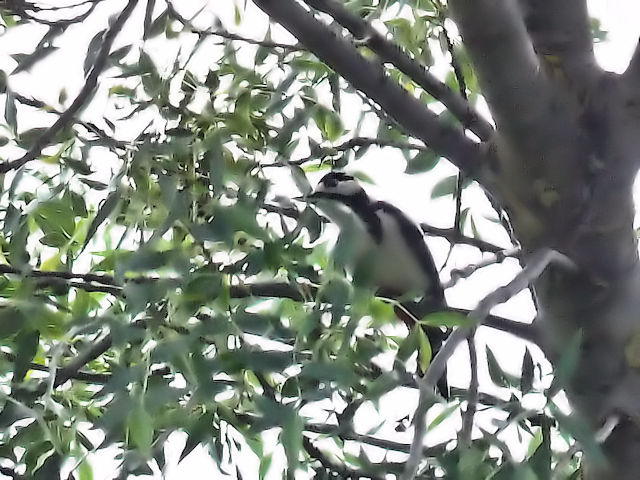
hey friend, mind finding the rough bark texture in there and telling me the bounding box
[253,0,640,476]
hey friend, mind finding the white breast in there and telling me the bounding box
[335,210,431,295]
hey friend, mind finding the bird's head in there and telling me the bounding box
[305,171,371,229]
[307,172,368,203]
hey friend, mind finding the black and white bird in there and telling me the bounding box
[307,171,444,302]
[306,171,448,395]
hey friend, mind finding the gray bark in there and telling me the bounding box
[254,0,640,476]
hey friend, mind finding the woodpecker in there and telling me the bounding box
[306,171,448,395]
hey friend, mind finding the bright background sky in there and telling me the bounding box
[1,1,639,478]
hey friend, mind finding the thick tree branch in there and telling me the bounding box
[623,40,640,89]
[448,0,556,144]
[302,0,493,142]
[519,0,600,91]
[251,0,484,176]
[0,0,137,173]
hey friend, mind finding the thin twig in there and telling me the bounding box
[401,248,562,480]
[166,1,301,51]
[264,137,432,167]
[8,0,101,26]
[0,0,138,173]
[443,247,522,288]
[11,92,127,150]
[460,330,478,446]
[420,224,510,254]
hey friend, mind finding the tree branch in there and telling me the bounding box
[419,224,511,254]
[7,0,101,27]
[301,0,493,141]
[0,0,138,173]
[0,261,538,341]
[623,40,640,89]
[448,0,556,144]
[519,0,600,91]
[460,331,478,447]
[165,1,301,51]
[251,0,484,176]
[263,137,433,167]
[401,248,560,480]
[444,247,522,288]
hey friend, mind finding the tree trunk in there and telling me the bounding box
[253,0,640,475]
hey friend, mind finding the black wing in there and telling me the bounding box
[373,201,444,302]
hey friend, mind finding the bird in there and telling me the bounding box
[306,171,449,396]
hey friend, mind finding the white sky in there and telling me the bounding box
[1,1,640,479]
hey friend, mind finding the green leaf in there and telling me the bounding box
[520,347,535,394]
[82,190,121,250]
[549,329,582,393]
[12,45,59,74]
[312,106,343,141]
[77,457,94,480]
[405,150,439,174]
[259,453,273,480]
[485,345,514,388]
[5,89,17,133]
[34,199,76,242]
[84,28,106,76]
[427,402,458,430]
[430,175,458,199]
[416,325,432,372]
[128,401,154,455]
[13,329,39,384]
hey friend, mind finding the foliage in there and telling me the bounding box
[0,1,595,478]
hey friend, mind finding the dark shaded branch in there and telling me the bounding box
[460,331,478,446]
[623,40,640,88]
[519,0,600,90]
[265,137,433,167]
[419,224,510,253]
[0,0,138,173]
[0,350,113,384]
[7,0,101,26]
[13,92,127,150]
[445,247,522,287]
[448,0,554,142]
[166,1,301,51]
[53,335,113,387]
[0,465,21,480]
[251,0,483,176]
[302,0,493,142]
